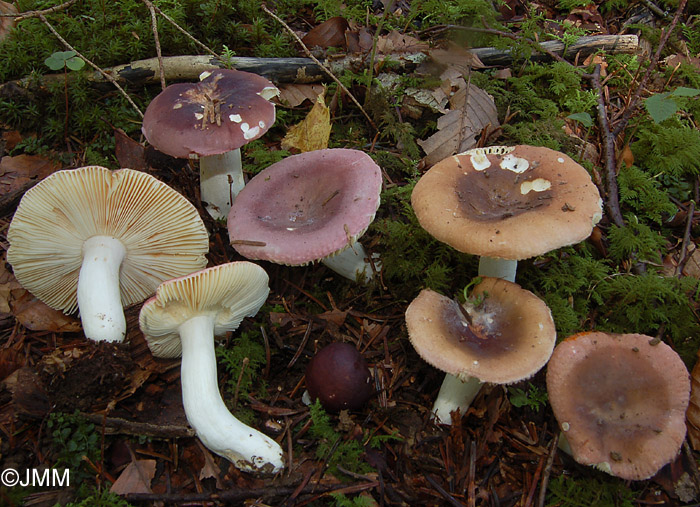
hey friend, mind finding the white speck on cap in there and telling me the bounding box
[500,154,529,173]
[520,178,552,194]
[199,70,212,81]
[470,152,491,171]
[229,114,242,123]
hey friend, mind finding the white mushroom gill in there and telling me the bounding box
[77,235,128,342]
[178,314,284,473]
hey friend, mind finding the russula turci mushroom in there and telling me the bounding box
[139,262,284,473]
[7,166,208,343]
[411,145,603,282]
[405,277,556,425]
[546,331,690,480]
[227,148,383,283]
[305,342,373,412]
[142,69,279,219]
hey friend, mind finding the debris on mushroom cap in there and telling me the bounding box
[411,145,603,260]
[141,69,279,158]
[227,148,382,265]
[139,262,270,358]
[6,166,209,314]
[305,342,374,412]
[405,277,556,384]
[546,331,690,480]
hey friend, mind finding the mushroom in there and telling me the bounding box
[411,145,603,282]
[405,277,556,424]
[6,166,209,343]
[227,148,383,283]
[305,342,374,412]
[546,331,690,480]
[139,261,284,473]
[142,69,279,219]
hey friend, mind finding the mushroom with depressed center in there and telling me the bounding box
[546,331,690,480]
[6,166,209,343]
[227,148,383,283]
[405,277,556,425]
[411,145,603,282]
[142,69,279,219]
[139,261,284,473]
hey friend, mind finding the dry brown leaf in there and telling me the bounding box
[11,291,82,332]
[428,43,485,72]
[114,128,148,171]
[277,83,326,108]
[682,245,700,279]
[281,89,331,152]
[0,154,60,196]
[688,348,700,450]
[302,16,349,49]
[417,84,499,167]
[110,458,156,495]
[0,1,18,42]
[197,441,223,488]
[375,30,429,55]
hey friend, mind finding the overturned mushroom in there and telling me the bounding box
[406,277,556,424]
[411,145,603,281]
[142,69,279,219]
[547,331,690,480]
[7,166,208,342]
[139,262,284,473]
[227,148,382,282]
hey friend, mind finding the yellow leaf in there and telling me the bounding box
[281,90,331,152]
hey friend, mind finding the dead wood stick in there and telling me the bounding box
[81,413,195,439]
[0,35,638,95]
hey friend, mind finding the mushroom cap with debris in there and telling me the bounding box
[141,69,279,158]
[6,166,209,314]
[405,277,556,384]
[227,148,382,266]
[546,331,690,480]
[411,145,603,260]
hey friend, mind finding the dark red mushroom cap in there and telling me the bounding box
[305,342,373,412]
[141,69,278,158]
[227,148,382,265]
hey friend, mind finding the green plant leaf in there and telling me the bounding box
[644,92,676,123]
[670,86,700,97]
[44,50,84,71]
[566,112,593,128]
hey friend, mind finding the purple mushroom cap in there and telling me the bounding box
[227,148,382,265]
[141,69,278,158]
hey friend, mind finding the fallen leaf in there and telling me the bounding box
[114,128,149,171]
[281,89,331,152]
[110,459,156,494]
[375,30,429,55]
[277,83,326,108]
[197,441,223,489]
[682,245,700,279]
[0,154,60,197]
[417,84,499,167]
[302,16,349,49]
[0,1,18,42]
[428,43,485,72]
[11,291,82,332]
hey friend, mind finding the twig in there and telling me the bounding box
[537,432,560,507]
[585,64,625,228]
[676,178,699,277]
[0,0,79,22]
[425,475,465,507]
[145,1,218,57]
[231,357,249,410]
[37,14,144,118]
[260,3,377,130]
[612,0,688,138]
[142,0,166,90]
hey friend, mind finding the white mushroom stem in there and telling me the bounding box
[179,314,284,473]
[199,148,244,220]
[77,235,127,343]
[321,240,380,283]
[478,256,517,282]
[432,374,483,425]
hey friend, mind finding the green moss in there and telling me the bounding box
[546,475,637,506]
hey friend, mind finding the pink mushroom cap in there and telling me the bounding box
[227,148,382,265]
[141,69,278,158]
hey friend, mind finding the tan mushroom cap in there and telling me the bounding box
[7,166,209,313]
[405,277,556,384]
[411,145,603,260]
[546,332,690,480]
[139,262,270,358]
